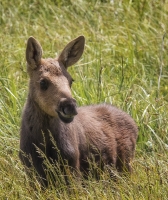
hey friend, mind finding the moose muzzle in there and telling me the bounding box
[57,98,78,123]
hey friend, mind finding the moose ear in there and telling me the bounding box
[58,36,85,68]
[26,36,42,69]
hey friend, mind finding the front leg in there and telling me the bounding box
[19,140,48,187]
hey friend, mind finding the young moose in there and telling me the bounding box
[19,36,138,186]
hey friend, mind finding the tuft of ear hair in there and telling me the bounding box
[58,36,85,68]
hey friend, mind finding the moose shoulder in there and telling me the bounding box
[19,36,138,187]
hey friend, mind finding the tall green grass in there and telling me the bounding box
[0,0,168,199]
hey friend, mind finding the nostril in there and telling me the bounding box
[57,98,78,123]
[62,106,70,115]
[62,105,77,116]
[62,107,67,115]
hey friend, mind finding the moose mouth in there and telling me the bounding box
[57,109,75,123]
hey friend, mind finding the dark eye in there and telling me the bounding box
[40,79,49,91]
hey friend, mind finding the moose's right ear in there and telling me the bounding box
[26,36,42,69]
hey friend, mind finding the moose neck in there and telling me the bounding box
[26,94,56,132]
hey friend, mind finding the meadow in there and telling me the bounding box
[0,0,168,199]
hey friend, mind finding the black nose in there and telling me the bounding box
[57,98,78,123]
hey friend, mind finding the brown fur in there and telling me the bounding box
[19,36,138,186]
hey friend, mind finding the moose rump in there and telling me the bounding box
[19,35,138,187]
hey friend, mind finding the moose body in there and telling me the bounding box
[19,36,138,186]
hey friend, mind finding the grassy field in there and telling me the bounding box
[0,0,168,199]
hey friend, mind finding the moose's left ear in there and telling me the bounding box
[58,36,85,68]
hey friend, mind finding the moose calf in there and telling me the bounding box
[19,36,138,187]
